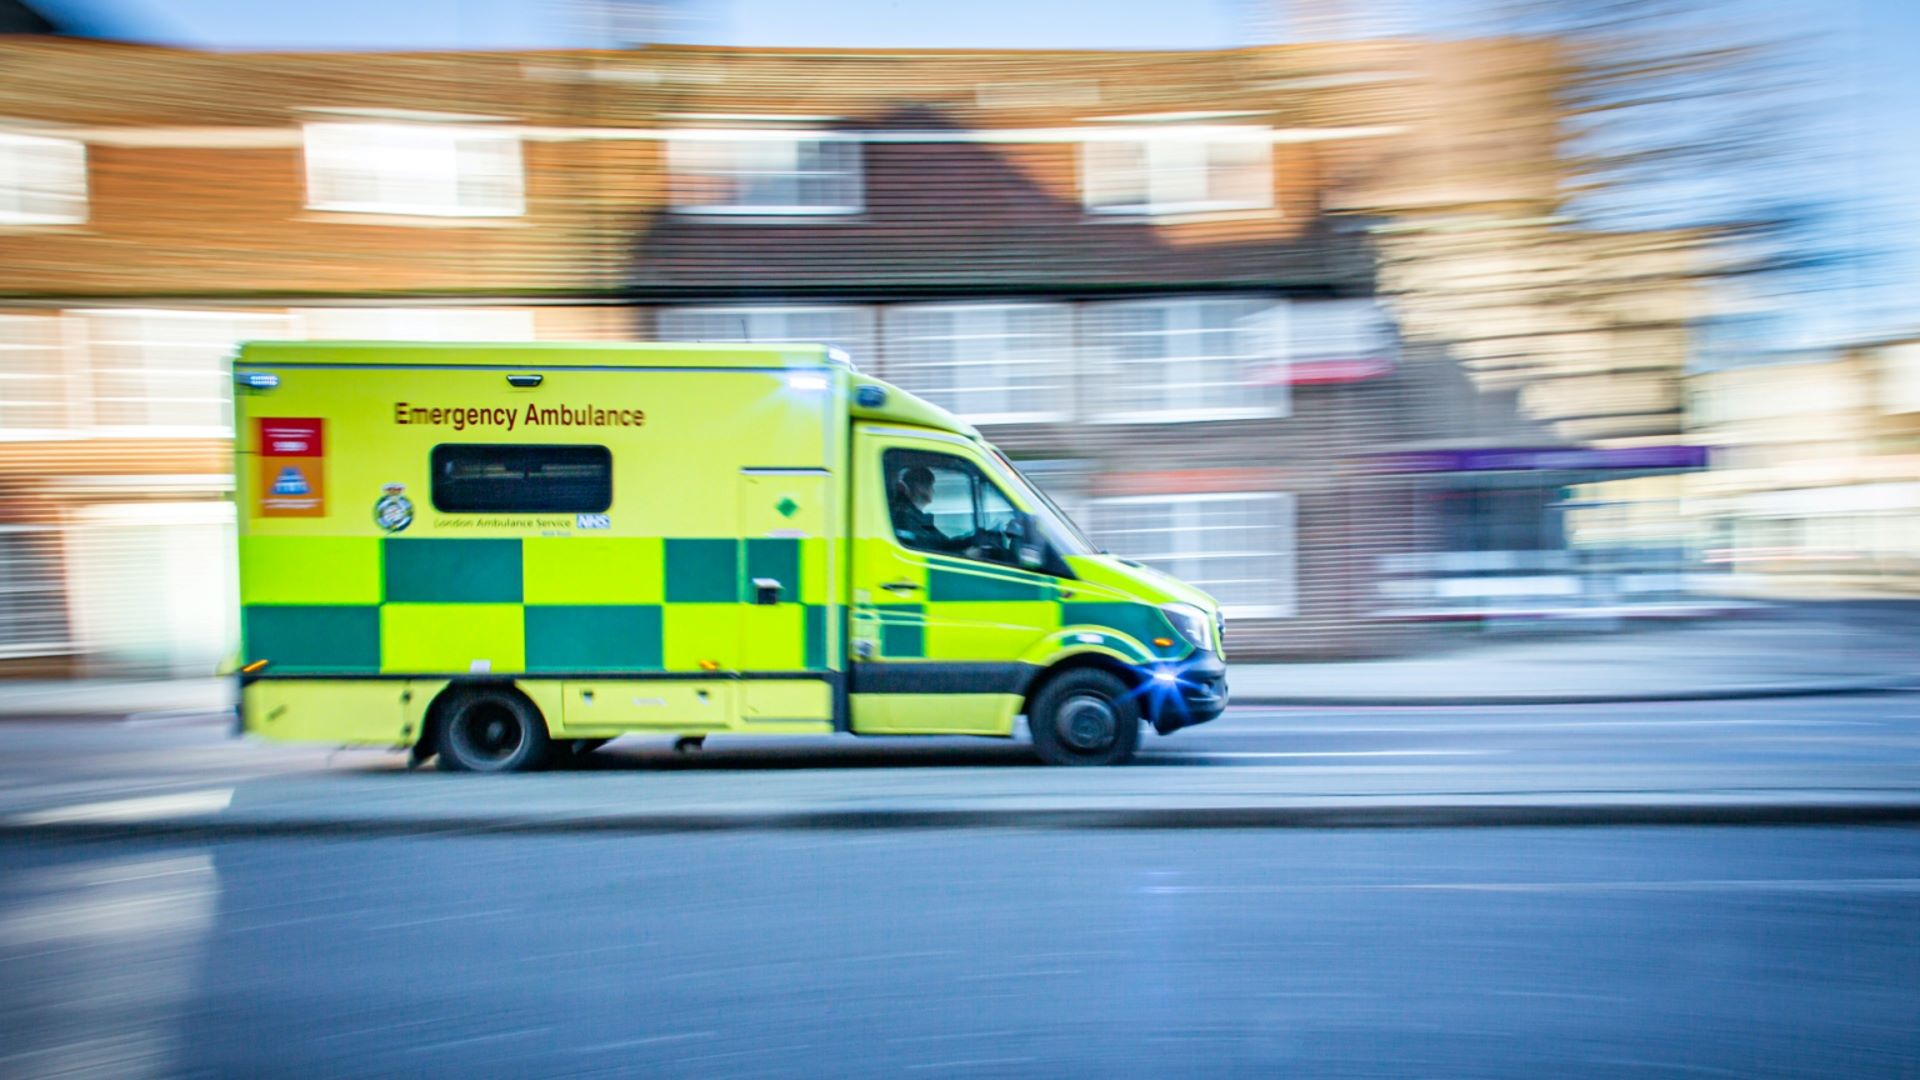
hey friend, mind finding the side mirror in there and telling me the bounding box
[1016,513,1046,570]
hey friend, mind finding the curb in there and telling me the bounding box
[1230,675,1920,708]
[9,801,1920,839]
[4,677,1915,722]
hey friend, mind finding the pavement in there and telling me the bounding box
[5,827,1918,1078]
[4,607,1914,721]
[3,694,1919,836]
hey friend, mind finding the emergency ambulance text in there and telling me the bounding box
[394,403,647,431]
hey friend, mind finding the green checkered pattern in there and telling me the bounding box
[241,536,833,675]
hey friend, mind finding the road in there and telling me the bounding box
[3,826,1919,1078]
[2,696,1919,1076]
[2,693,1919,827]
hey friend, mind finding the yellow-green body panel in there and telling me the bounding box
[243,678,447,746]
[854,694,1023,736]
[232,341,1222,748]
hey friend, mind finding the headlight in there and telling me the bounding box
[1161,603,1212,652]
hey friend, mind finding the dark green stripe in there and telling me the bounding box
[665,538,739,602]
[383,538,522,603]
[1060,602,1182,657]
[927,565,1055,602]
[804,604,828,670]
[747,538,801,601]
[876,602,924,659]
[524,605,663,671]
[244,605,380,672]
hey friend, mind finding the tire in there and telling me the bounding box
[435,687,551,773]
[1028,668,1141,766]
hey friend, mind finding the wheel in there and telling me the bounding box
[435,687,551,773]
[1028,669,1141,766]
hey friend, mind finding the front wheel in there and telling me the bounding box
[1028,669,1140,766]
[435,687,551,773]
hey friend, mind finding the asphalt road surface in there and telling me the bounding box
[2,693,1920,821]
[1,695,1919,1076]
[3,826,1918,1078]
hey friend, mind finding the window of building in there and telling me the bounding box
[1081,297,1289,422]
[82,310,292,435]
[304,122,524,218]
[1082,130,1271,216]
[0,315,75,437]
[667,135,862,215]
[0,132,86,225]
[430,444,612,513]
[1290,299,1394,361]
[883,448,1026,568]
[1087,492,1296,617]
[0,526,73,661]
[881,304,1073,424]
[292,307,537,341]
[655,306,875,366]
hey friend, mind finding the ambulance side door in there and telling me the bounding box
[849,428,1061,735]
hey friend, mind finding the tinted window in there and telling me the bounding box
[430,444,611,513]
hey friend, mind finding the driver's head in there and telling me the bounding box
[898,466,935,510]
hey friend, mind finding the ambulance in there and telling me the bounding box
[232,341,1227,770]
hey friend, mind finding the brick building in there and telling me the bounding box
[0,37,1697,671]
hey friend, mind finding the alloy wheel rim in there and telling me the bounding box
[1056,693,1118,752]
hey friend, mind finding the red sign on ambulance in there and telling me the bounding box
[258,418,326,517]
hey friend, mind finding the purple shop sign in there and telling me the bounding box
[1375,446,1711,474]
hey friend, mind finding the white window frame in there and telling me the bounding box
[1083,297,1290,424]
[0,314,84,439]
[1081,127,1272,217]
[881,303,1074,425]
[666,131,863,216]
[0,131,87,225]
[81,309,292,438]
[654,305,876,365]
[303,121,524,218]
[1087,491,1297,619]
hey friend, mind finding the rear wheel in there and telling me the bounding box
[435,688,551,773]
[1028,669,1140,766]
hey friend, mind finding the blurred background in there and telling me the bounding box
[0,0,1914,679]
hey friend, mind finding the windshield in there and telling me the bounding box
[984,447,1098,557]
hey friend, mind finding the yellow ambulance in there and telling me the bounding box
[232,341,1227,770]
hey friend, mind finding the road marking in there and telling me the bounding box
[11,788,232,825]
[1142,878,1920,895]
[1207,719,1886,734]
[572,1031,717,1052]
[122,709,231,728]
[1146,749,1493,760]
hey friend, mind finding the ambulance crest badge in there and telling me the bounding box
[374,483,413,534]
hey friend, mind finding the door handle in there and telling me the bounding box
[881,580,922,594]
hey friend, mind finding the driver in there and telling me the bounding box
[890,465,965,552]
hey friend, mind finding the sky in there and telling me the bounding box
[27,0,1920,343]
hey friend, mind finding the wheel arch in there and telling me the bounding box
[411,678,550,763]
[1019,650,1144,721]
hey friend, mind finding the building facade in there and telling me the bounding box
[0,37,1706,672]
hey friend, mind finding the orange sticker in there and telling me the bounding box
[258,418,325,518]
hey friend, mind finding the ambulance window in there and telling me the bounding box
[883,447,1024,567]
[430,444,612,513]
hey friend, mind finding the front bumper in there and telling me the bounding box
[1138,651,1229,735]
